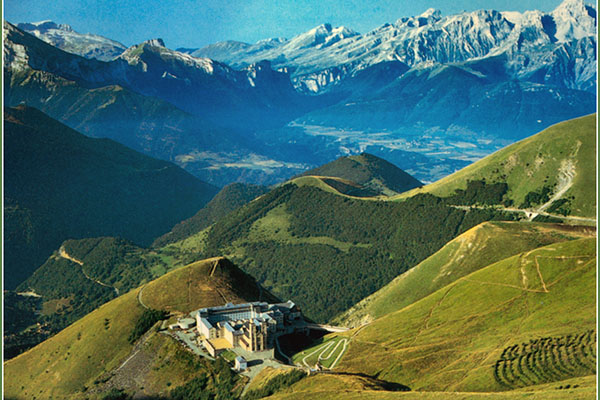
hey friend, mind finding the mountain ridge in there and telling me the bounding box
[191,0,596,93]
[4,105,218,288]
[16,20,127,61]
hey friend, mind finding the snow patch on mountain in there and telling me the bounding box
[551,0,597,41]
[16,20,126,61]
[191,0,596,93]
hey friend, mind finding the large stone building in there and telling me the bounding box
[196,301,301,356]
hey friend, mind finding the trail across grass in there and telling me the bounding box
[293,336,349,369]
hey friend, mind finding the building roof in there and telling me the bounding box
[200,317,213,330]
[235,356,246,362]
[223,321,236,333]
[208,338,233,350]
[199,301,268,314]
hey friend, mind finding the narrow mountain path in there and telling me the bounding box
[533,256,549,293]
[137,286,150,309]
[302,339,348,369]
[58,245,120,296]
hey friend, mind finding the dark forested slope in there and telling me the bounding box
[4,105,218,288]
[153,182,270,247]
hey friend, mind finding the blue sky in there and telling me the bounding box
[5,0,565,49]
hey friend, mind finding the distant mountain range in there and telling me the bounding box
[190,0,596,94]
[5,0,596,186]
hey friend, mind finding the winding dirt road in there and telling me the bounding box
[58,246,120,296]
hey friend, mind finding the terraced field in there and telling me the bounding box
[494,330,596,388]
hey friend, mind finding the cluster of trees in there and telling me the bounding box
[320,177,379,197]
[546,197,574,216]
[12,236,171,355]
[18,255,116,332]
[4,291,41,335]
[128,308,169,344]
[520,185,553,208]
[204,185,296,255]
[100,354,244,399]
[494,330,597,388]
[443,180,509,206]
[153,183,269,247]
[169,356,239,400]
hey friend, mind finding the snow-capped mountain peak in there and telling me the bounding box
[143,38,166,48]
[286,23,359,50]
[16,20,126,61]
[18,20,73,32]
[551,0,597,41]
[420,8,442,20]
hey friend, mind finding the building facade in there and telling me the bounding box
[195,301,301,356]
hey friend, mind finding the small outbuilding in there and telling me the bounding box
[234,356,247,371]
[178,318,196,330]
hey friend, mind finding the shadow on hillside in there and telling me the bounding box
[328,371,411,392]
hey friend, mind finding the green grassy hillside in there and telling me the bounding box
[3,257,270,399]
[170,115,596,325]
[267,374,596,399]
[395,115,596,218]
[334,222,596,327]
[335,238,596,392]
[297,153,423,196]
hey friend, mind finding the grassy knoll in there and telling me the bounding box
[140,257,274,314]
[334,222,596,327]
[394,114,596,217]
[336,238,596,393]
[3,257,267,399]
[297,153,422,196]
